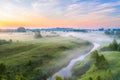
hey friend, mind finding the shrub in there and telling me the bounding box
[27,60,32,66]
[55,75,63,80]
[90,50,99,60]
[96,76,101,80]
[89,77,93,80]
[0,39,11,45]
[15,74,26,80]
[0,63,6,75]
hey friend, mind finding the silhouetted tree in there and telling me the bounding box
[17,27,26,32]
[34,30,42,38]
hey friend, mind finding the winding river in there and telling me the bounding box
[47,42,100,80]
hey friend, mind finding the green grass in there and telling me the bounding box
[73,51,120,80]
[0,37,93,80]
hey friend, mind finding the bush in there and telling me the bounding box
[0,63,6,75]
[90,50,99,60]
[95,76,101,80]
[89,77,93,80]
[0,39,12,45]
[15,74,26,80]
[9,39,12,43]
[55,75,63,80]
[27,60,32,66]
[100,46,111,51]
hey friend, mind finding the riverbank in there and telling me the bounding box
[48,42,99,80]
[72,51,120,80]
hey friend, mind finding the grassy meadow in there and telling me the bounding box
[0,32,93,80]
[1,32,119,80]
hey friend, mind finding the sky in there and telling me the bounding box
[0,0,120,28]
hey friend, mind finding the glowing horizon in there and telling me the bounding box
[0,0,120,28]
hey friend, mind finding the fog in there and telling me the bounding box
[61,32,114,45]
[0,32,114,44]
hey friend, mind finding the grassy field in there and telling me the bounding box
[0,36,93,80]
[72,51,120,80]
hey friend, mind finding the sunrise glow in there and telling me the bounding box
[0,0,120,28]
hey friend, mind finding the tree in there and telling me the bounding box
[34,30,42,38]
[115,31,120,38]
[91,51,108,69]
[109,39,118,51]
[91,50,99,60]
[104,30,111,35]
[117,43,120,51]
[55,75,63,80]
[17,27,26,32]
[104,29,115,35]
[9,39,12,43]
[113,39,118,50]
[98,55,108,69]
